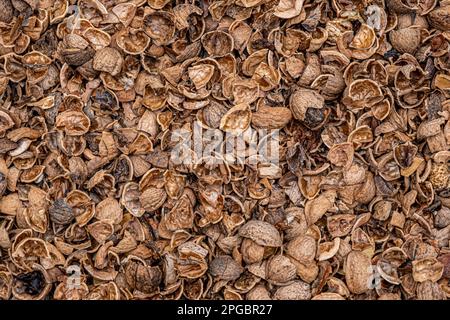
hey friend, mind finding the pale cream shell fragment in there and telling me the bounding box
[83,28,111,50]
[121,182,145,217]
[112,3,136,27]
[188,64,215,90]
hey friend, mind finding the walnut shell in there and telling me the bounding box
[143,12,175,46]
[267,255,297,285]
[272,281,311,300]
[412,258,444,282]
[389,27,421,54]
[344,251,372,294]
[201,31,234,58]
[429,163,449,189]
[139,187,167,212]
[95,197,123,225]
[241,238,265,264]
[0,0,14,23]
[274,0,304,19]
[55,111,91,136]
[209,255,243,281]
[49,198,74,225]
[286,235,316,263]
[247,285,271,300]
[290,88,324,121]
[83,28,111,50]
[251,106,292,129]
[305,190,336,225]
[93,47,123,76]
[428,5,450,30]
[116,29,150,55]
[219,104,252,135]
[238,220,282,247]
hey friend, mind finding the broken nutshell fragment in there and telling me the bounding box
[0,0,448,302]
[344,251,372,295]
[125,257,162,294]
[252,105,292,130]
[209,255,243,281]
[274,0,304,19]
[93,47,123,76]
[238,220,282,247]
[219,104,252,135]
[49,198,74,225]
[12,268,51,300]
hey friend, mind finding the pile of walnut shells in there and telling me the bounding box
[0,0,449,300]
